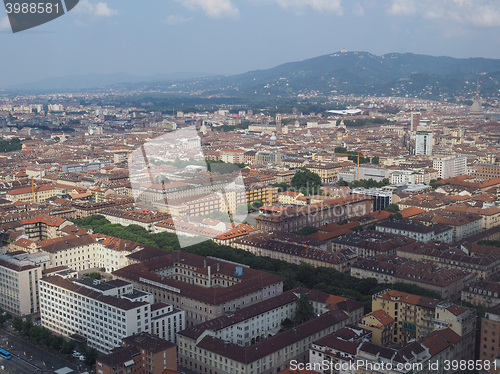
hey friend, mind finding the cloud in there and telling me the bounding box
[93,3,118,17]
[386,0,500,27]
[0,17,10,30]
[352,2,365,16]
[175,0,239,18]
[74,0,118,17]
[274,0,343,15]
[163,14,193,25]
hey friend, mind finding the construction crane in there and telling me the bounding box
[334,152,373,181]
[334,152,361,180]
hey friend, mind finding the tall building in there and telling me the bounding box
[480,303,500,373]
[410,111,421,132]
[432,155,467,179]
[275,113,282,133]
[415,131,433,156]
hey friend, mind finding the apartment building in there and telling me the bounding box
[308,326,372,373]
[433,155,467,179]
[471,163,500,181]
[220,149,245,164]
[461,280,500,308]
[39,276,184,353]
[6,184,58,203]
[20,214,74,240]
[331,231,415,258]
[0,253,41,316]
[444,204,500,231]
[113,251,284,326]
[376,219,454,243]
[178,308,351,374]
[371,290,476,360]
[233,234,357,273]
[96,333,178,374]
[351,256,471,300]
[255,195,373,233]
[359,309,394,346]
[479,304,500,372]
[396,242,500,280]
[414,210,482,242]
[40,234,99,270]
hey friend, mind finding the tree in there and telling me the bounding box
[384,204,400,213]
[293,293,315,325]
[389,212,403,221]
[12,317,23,332]
[295,226,318,236]
[0,309,12,327]
[61,340,76,355]
[84,272,102,280]
[291,169,322,195]
[84,347,98,366]
[252,200,264,208]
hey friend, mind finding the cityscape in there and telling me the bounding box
[2,1,500,374]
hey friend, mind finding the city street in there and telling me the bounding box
[0,328,82,374]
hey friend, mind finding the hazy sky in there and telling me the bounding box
[1,0,500,87]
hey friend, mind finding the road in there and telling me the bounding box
[0,328,83,374]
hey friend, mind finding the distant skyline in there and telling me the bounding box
[1,0,500,88]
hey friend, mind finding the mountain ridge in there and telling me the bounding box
[7,51,500,99]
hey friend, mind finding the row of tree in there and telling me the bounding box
[72,215,441,311]
[0,138,22,153]
[11,317,98,366]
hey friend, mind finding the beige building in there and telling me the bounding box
[6,184,58,202]
[371,289,476,361]
[360,309,394,346]
[0,253,41,316]
[113,251,284,327]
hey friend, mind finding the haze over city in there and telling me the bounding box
[1,1,500,374]
[1,0,500,87]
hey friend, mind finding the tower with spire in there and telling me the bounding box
[470,78,484,119]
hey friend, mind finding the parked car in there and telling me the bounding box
[79,355,85,361]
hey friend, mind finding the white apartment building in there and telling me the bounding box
[39,276,184,353]
[376,220,454,243]
[41,234,147,273]
[0,253,41,316]
[415,131,433,156]
[433,155,468,179]
[151,302,185,343]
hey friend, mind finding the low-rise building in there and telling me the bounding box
[413,210,482,242]
[351,256,471,300]
[376,219,453,243]
[461,280,500,308]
